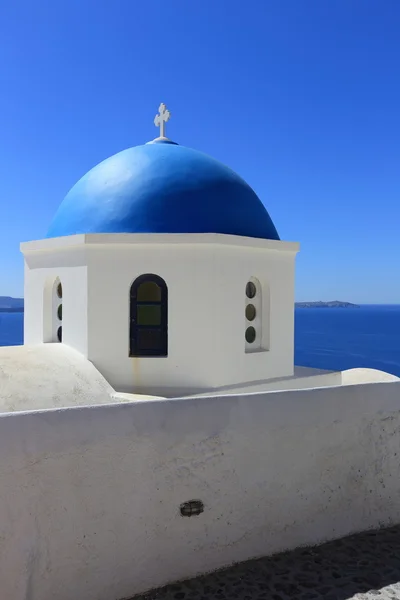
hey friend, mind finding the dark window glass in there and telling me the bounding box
[57,326,62,342]
[245,326,256,344]
[57,282,63,299]
[245,304,256,321]
[130,274,167,357]
[57,304,62,321]
[137,329,163,351]
[137,281,161,302]
[246,281,256,299]
[137,305,161,326]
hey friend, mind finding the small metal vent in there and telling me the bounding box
[180,500,204,517]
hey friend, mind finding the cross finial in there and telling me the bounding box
[154,103,171,138]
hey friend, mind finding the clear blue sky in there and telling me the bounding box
[0,0,399,302]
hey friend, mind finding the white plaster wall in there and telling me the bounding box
[86,240,215,394]
[21,234,298,396]
[23,245,89,354]
[212,244,297,387]
[84,235,298,395]
[1,381,400,600]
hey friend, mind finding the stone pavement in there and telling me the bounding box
[134,525,400,600]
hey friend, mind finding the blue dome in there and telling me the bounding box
[46,140,279,241]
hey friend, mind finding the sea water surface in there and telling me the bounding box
[1,306,400,377]
[294,305,400,377]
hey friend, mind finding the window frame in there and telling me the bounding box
[129,274,168,357]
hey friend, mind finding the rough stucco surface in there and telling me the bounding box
[0,343,116,412]
[0,381,400,600]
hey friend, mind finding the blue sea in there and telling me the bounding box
[1,306,400,377]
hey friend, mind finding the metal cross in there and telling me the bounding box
[154,103,171,138]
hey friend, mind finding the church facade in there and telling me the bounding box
[21,103,299,397]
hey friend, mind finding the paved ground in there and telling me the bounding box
[135,525,400,600]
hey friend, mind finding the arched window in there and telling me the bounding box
[129,274,168,357]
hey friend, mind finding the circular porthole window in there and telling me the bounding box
[245,281,256,299]
[245,326,256,344]
[57,304,62,320]
[57,326,62,343]
[57,282,63,299]
[245,304,256,321]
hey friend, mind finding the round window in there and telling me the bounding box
[245,304,256,321]
[57,326,62,343]
[57,304,62,321]
[57,282,63,299]
[245,281,256,299]
[245,326,256,344]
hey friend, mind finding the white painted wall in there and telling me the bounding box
[0,381,400,600]
[23,243,89,354]
[21,234,299,396]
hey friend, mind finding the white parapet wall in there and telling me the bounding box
[1,380,400,600]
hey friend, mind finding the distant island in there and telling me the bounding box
[0,297,361,312]
[0,296,24,312]
[295,301,360,308]
[0,296,360,313]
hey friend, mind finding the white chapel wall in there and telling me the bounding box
[22,234,298,395]
[23,245,89,354]
[212,244,296,387]
[86,237,298,395]
[86,241,216,394]
[1,380,400,600]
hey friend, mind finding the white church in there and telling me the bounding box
[0,105,399,600]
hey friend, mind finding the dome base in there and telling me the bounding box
[146,137,178,145]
